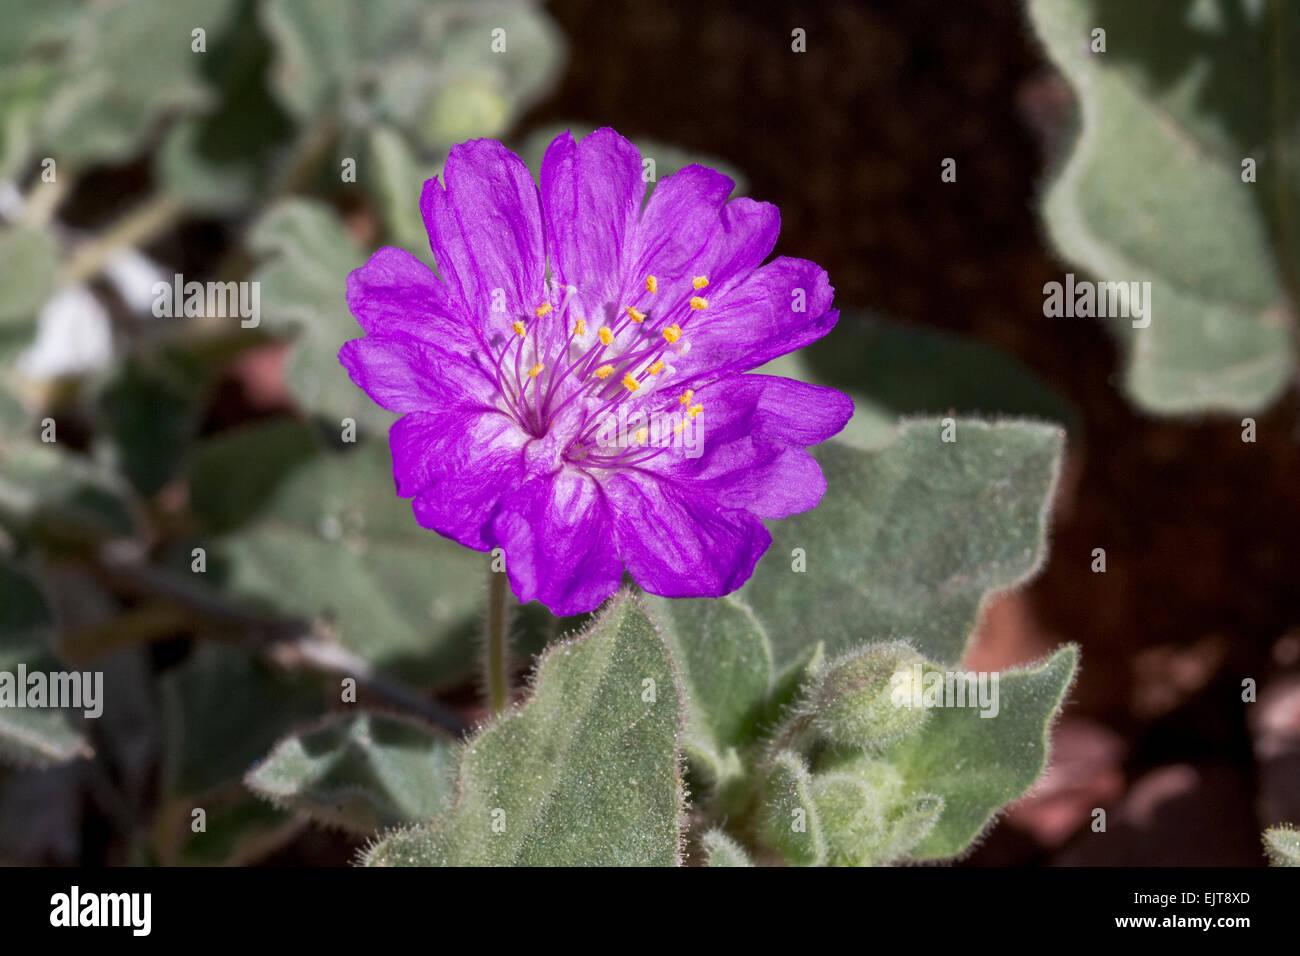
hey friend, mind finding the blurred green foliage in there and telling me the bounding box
[1030,0,1299,414]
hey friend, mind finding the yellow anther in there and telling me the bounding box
[647,360,666,375]
[535,302,553,317]
[689,296,708,310]
[634,427,648,445]
[527,363,545,378]
[662,323,682,343]
[692,275,709,289]
[688,403,703,418]
[626,306,646,323]
[598,327,613,345]
[622,373,640,392]
[511,320,527,338]
[674,421,685,435]
[645,275,659,293]
[572,316,587,336]
[678,389,694,405]
[593,364,615,379]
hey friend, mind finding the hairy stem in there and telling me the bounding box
[484,561,512,714]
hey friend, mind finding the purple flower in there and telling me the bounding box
[340,128,852,615]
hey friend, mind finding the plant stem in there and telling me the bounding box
[484,562,511,714]
[88,540,467,734]
[18,167,74,228]
[61,193,184,286]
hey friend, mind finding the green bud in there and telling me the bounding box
[812,643,931,750]
[813,756,943,866]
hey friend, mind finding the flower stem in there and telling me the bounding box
[484,561,512,714]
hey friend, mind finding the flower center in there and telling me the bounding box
[483,273,710,470]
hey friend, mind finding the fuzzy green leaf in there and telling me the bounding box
[791,308,1079,433]
[884,646,1078,860]
[184,418,321,533]
[1263,825,1300,867]
[246,711,455,834]
[0,557,90,766]
[368,125,438,261]
[0,1,78,177]
[642,594,772,787]
[155,16,295,215]
[1029,0,1297,414]
[0,444,137,546]
[167,793,296,867]
[44,0,239,166]
[160,642,325,798]
[97,329,264,497]
[755,750,825,866]
[261,0,562,146]
[742,421,1064,667]
[701,828,753,867]
[364,592,685,866]
[188,426,485,683]
[810,756,944,866]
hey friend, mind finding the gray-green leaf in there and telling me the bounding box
[642,594,772,788]
[1029,0,1297,414]
[701,828,753,867]
[742,421,1064,667]
[188,426,486,683]
[0,557,91,766]
[1263,825,1300,867]
[0,227,59,326]
[45,0,239,166]
[246,711,456,834]
[790,308,1079,434]
[884,646,1078,860]
[160,642,325,797]
[248,199,393,434]
[363,592,685,866]
[261,0,563,147]
[755,750,825,866]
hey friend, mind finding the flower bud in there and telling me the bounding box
[813,643,931,750]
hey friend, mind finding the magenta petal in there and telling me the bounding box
[638,373,849,518]
[639,196,780,313]
[628,164,734,281]
[346,247,463,344]
[605,472,772,598]
[420,139,546,332]
[695,197,781,286]
[541,128,645,305]
[491,469,624,615]
[391,409,528,550]
[677,257,838,378]
[339,335,497,413]
[696,374,855,447]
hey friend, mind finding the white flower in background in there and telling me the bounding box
[0,181,24,221]
[17,284,113,380]
[104,246,168,315]
[3,173,168,382]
